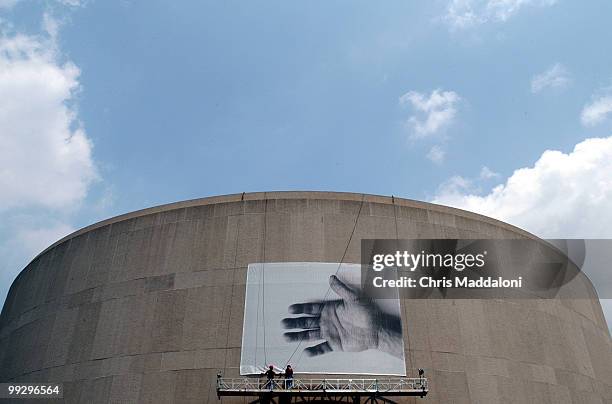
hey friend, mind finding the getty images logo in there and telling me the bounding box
[372,250,487,272]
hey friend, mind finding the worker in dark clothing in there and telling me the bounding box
[263,365,276,390]
[284,365,294,389]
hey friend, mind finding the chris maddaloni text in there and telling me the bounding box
[372,276,523,288]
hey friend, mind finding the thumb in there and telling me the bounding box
[329,275,358,301]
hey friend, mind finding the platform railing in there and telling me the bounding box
[216,377,428,394]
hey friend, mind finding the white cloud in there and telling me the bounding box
[426,145,446,164]
[444,0,557,29]
[0,216,74,304]
[399,89,461,138]
[433,136,612,238]
[42,12,60,40]
[437,175,474,195]
[479,166,500,179]
[15,222,74,257]
[0,14,99,307]
[433,137,612,332]
[0,31,97,211]
[531,63,570,93]
[58,0,82,6]
[581,95,612,127]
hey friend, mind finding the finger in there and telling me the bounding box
[289,302,324,315]
[283,329,321,342]
[329,275,358,301]
[281,316,320,329]
[304,342,333,357]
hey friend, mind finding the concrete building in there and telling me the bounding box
[1,192,611,403]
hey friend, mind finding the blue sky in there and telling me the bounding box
[1,0,612,326]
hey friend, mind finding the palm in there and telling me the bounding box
[281,275,382,357]
[319,299,379,352]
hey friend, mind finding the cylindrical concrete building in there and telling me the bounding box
[1,192,610,403]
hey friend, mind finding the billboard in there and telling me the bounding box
[240,262,406,375]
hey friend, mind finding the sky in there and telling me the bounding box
[1,0,611,330]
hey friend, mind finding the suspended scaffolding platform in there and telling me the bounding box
[216,377,428,403]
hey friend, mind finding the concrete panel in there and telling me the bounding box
[466,373,500,404]
[44,240,74,303]
[73,359,104,381]
[583,325,612,386]
[64,233,94,296]
[174,268,235,290]
[163,220,199,274]
[145,274,175,292]
[91,298,123,359]
[182,285,233,350]
[63,380,84,403]
[109,373,142,403]
[120,226,156,281]
[456,300,493,357]
[465,356,509,378]
[110,294,157,356]
[99,278,145,302]
[402,300,432,352]
[65,302,102,364]
[139,371,177,404]
[191,216,236,271]
[319,212,354,260]
[129,353,163,374]
[264,211,325,262]
[426,300,463,354]
[161,350,197,371]
[227,284,246,348]
[78,376,113,404]
[431,351,465,373]
[173,369,211,404]
[194,348,226,369]
[146,290,187,353]
[431,370,470,404]
[184,204,215,222]
[232,214,263,268]
[43,307,79,368]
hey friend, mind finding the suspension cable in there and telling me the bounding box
[392,195,413,375]
[261,196,268,366]
[286,194,366,366]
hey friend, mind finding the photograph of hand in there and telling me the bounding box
[282,275,403,359]
[240,263,406,376]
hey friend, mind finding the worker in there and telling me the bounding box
[284,365,294,389]
[263,365,276,390]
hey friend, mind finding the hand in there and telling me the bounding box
[281,275,403,358]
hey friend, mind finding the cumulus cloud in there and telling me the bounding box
[531,63,570,93]
[14,222,73,257]
[426,145,446,164]
[433,136,612,238]
[0,15,98,306]
[399,89,461,138]
[0,31,97,211]
[479,166,500,179]
[581,95,612,127]
[444,0,557,29]
[436,175,474,196]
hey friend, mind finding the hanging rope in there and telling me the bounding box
[286,194,366,366]
[261,196,268,366]
[220,195,244,404]
[392,195,414,376]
